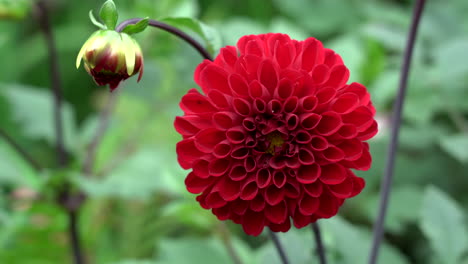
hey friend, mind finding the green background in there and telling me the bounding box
[1,0,468,263]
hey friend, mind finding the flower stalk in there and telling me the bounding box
[368,0,427,263]
[268,230,290,264]
[312,222,327,264]
[37,1,85,264]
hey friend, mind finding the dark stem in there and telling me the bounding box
[218,223,244,264]
[36,1,85,264]
[268,230,289,264]
[82,92,118,175]
[0,128,42,171]
[115,18,213,61]
[68,210,86,264]
[37,0,67,167]
[368,0,426,263]
[312,223,327,264]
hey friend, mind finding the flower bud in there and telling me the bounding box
[76,30,144,91]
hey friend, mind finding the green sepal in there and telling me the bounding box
[99,0,118,30]
[121,17,149,35]
[88,10,106,30]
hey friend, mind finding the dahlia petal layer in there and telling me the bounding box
[175,33,378,236]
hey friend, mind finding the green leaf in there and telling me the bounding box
[324,216,410,264]
[122,18,149,35]
[74,147,186,200]
[156,238,235,264]
[439,134,468,163]
[89,10,106,30]
[362,186,424,233]
[161,17,222,56]
[0,84,78,153]
[419,186,468,264]
[99,0,118,30]
[0,142,42,189]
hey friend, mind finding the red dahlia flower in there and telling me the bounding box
[175,33,378,236]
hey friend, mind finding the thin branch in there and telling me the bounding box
[218,223,244,264]
[82,92,118,175]
[116,18,213,61]
[36,1,85,264]
[0,128,42,171]
[368,1,427,263]
[268,230,289,264]
[37,0,67,167]
[312,222,327,264]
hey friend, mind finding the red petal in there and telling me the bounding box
[297,164,321,184]
[265,201,287,224]
[199,64,231,94]
[242,210,266,236]
[319,164,346,185]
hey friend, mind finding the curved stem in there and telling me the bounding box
[116,18,213,61]
[268,230,289,264]
[368,1,427,263]
[312,223,327,264]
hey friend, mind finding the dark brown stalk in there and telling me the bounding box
[36,1,85,263]
[116,18,213,60]
[312,222,327,264]
[368,0,427,263]
[268,230,289,264]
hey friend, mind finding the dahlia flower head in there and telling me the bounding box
[175,33,378,236]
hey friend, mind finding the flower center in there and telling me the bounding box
[265,131,285,155]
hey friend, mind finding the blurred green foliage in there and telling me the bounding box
[1,0,468,263]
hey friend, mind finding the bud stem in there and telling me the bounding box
[115,18,213,61]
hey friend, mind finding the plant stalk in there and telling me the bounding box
[268,230,289,264]
[312,222,327,264]
[368,0,427,263]
[37,1,85,263]
[116,18,213,60]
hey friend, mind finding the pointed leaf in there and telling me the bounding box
[99,0,118,30]
[122,18,149,35]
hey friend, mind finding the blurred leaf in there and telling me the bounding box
[328,35,365,83]
[0,84,77,152]
[272,0,360,37]
[439,134,468,163]
[156,237,235,264]
[435,38,468,82]
[217,18,267,46]
[420,186,468,264]
[0,0,31,20]
[362,185,424,233]
[0,141,41,188]
[161,17,222,56]
[160,199,216,230]
[324,217,410,264]
[75,147,185,200]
